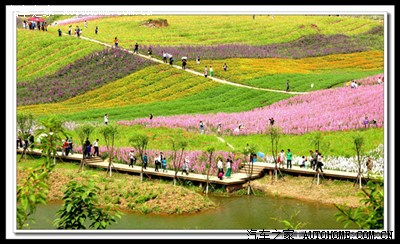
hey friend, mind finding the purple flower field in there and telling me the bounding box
[17,48,154,106]
[52,15,107,26]
[139,34,368,60]
[119,83,384,135]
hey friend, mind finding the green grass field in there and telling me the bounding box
[49,15,382,46]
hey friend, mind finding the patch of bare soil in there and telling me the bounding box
[142,19,168,28]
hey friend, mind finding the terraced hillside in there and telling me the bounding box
[16,15,385,165]
[52,15,383,46]
[17,29,105,82]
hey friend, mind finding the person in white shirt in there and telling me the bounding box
[104,114,108,125]
[154,153,161,172]
[217,158,224,179]
[182,156,190,175]
[129,149,136,168]
[93,139,99,156]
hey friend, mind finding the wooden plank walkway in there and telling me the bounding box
[17,148,369,187]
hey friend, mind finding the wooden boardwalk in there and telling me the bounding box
[17,148,370,190]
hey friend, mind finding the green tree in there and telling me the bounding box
[17,116,66,229]
[335,180,384,229]
[267,126,284,181]
[353,133,365,188]
[243,143,257,195]
[17,112,35,162]
[129,133,150,183]
[308,131,330,154]
[75,124,95,172]
[170,133,188,186]
[272,208,308,230]
[54,179,121,229]
[203,146,215,194]
[99,124,119,177]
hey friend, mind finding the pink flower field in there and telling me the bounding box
[119,83,384,135]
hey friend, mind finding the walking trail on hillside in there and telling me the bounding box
[71,34,308,95]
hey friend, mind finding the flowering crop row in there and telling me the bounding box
[66,15,382,47]
[138,31,383,60]
[186,50,383,86]
[17,48,154,106]
[17,64,217,117]
[17,29,104,82]
[53,15,108,26]
[119,82,384,135]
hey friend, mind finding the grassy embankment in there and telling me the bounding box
[17,158,367,213]
[17,158,216,215]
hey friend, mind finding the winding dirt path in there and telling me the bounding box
[72,34,308,95]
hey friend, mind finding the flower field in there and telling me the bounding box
[17,48,154,106]
[17,29,104,82]
[17,69,293,121]
[51,15,382,47]
[186,50,383,90]
[138,29,383,60]
[120,81,383,135]
[15,14,385,168]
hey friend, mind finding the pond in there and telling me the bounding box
[25,194,357,230]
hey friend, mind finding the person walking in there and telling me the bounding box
[225,156,232,178]
[162,51,167,63]
[95,26,98,34]
[142,153,148,169]
[223,63,228,71]
[129,149,136,167]
[217,158,224,180]
[76,26,80,38]
[217,122,222,135]
[278,149,285,168]
[68,137,74,155]
[182,58,187,70]
[154,153,161,172]
[286,149,292,169]
[93,138,99,156]
[134,42,139,54]
[104,114,108,125]
[316,153,324,173]
[204,66,208,78]
[58,28,62,37]
[286,80,290,92]
[161,156,167,173]
[68,25,72,35]
[182,156,190,175]
[199,120,205,134]
[209,66,213,77]
[114,37,119,48]
[312,150,319,170]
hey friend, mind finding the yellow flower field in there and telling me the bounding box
[17,65,216,116]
